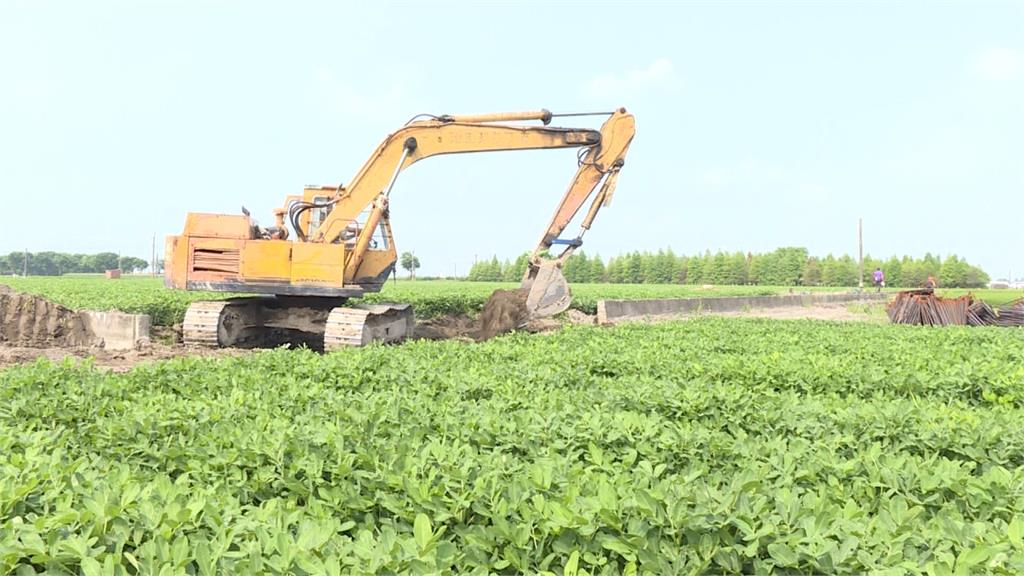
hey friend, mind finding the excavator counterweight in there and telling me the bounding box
[166,108,635,349]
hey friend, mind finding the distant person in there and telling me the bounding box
[872,267,885,292]
[925,275,937,292]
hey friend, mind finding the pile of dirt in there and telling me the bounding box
[0,289,90,347]
[477,288,530,341]
[566,309,596,325]
[414,288,587,342]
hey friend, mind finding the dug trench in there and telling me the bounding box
[0,286,589,370]
[0,285,207,371]
[0,284,888,372]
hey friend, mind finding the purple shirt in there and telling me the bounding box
[873,270,883,281]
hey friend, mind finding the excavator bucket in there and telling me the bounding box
[523,260,572,318]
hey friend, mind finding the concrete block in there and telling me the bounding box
[81,311,151,350]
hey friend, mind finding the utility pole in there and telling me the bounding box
[23,248,28,277]
[858,218,863,289]
[151,234,156,277]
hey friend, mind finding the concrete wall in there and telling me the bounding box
[597,292,889,325]
[80,311,151,350]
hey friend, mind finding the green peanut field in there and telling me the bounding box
[2,316,1023,574]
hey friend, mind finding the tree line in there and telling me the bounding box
[467,247,990,288]
[0,252,151,276]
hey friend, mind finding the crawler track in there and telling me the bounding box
[183,299,413,350]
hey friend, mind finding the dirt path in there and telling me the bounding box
[714,302,886,322]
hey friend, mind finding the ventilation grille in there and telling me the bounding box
[193,249,240,274]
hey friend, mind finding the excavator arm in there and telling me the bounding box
[309,108,633,244]
[529,110,634,260]
[302,108,634,314]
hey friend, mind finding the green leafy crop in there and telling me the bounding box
[1,318,1023,574]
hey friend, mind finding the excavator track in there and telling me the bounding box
[325,304,414,350]
[182,299,264,348]
[182,301,231,347]
[182,298,413,350]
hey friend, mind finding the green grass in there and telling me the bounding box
[937,288,1024,307]
[844,301,889,320]
[1,318,1023,573]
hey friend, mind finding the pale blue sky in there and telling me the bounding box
[2,1,1021,279]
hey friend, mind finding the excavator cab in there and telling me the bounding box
[305,196,332,239]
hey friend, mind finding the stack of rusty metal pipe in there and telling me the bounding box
[888,290,1022,327]
[998,298,1024,327]
[967,300,999,326]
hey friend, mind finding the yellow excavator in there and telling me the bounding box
[165,108,635,349]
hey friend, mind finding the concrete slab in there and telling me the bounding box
[80,311,151,350]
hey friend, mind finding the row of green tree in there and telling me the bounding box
[0,252,151,276]
[467,247,990,288]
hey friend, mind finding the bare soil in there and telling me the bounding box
[477,288,530,341]
[0,289,91,347]
[413,315,478,341]
[0,342,246,373]
[713,303,884,322]
[566,309,598,325]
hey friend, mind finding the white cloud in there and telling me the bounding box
[973,47,1022,81]
[583,58,674,99]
